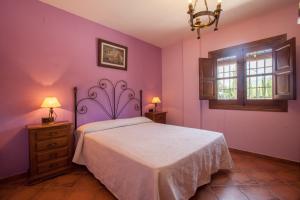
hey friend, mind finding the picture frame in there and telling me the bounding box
[97,39,128,71]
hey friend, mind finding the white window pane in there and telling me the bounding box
[218,80,224,90]
[247,75,272,99]
[250,61,256,69]
[217,78,237,100]
[257,76,263,87]
[246,49,273,100]
[248,88,257,99]
[266,58,272,67]
[224,79,230,89]
[265,87,272,98]
[218,66,223,73]
[223,72,229,78]
[217,56,237,100]
[250,69,257,75]
[257,67,264,74]
[257,60,264,68]
[230,64,236,72]
[224,65,229,72]
[230,71,237,76]
[230,79,237,89]
[265,67,272,74]
[257,87,263,98]
[249,77,257,88]
[265,75,272,88]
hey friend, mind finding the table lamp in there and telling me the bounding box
[41,97,61,123]
[298,1,300,24]
[151,97,161,112]
[297,1,300,25]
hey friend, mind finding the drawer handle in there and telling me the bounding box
[49,153,58,159]
[49,163,58,168]
[47,143,57,148]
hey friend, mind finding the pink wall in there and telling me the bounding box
[162,43,184,125]
[162,3,300,162]
[0,0,162,178]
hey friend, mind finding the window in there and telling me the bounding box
[246,49,273,100]
[217,56,237,100]
[199,34,296,112]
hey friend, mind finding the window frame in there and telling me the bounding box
[208,34,288,112]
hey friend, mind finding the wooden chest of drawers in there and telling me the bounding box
[145,112,167,124]
[27,122,73,184]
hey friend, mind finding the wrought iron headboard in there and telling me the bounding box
[73,78,143,129]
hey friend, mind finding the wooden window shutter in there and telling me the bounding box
[272,38,296,100]
[199,58,216,100]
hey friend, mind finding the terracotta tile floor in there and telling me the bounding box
[1,151,299,200]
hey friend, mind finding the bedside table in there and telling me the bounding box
[145,112,167,124]
[27,121,73,184]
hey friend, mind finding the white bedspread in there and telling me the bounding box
[73,118,233,200]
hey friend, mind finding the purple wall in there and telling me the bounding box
[0,0,162,178]
[162,3,300,162]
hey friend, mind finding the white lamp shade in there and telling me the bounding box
[151,97,161,104]
[298,2,300,24]
[41,97,61,108]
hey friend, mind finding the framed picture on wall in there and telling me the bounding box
[98,39,128,71]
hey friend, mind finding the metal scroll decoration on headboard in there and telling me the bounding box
[73,79,143,129]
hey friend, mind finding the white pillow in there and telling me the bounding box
[77,117,153,133]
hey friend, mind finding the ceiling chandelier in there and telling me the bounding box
[187,0,222,39]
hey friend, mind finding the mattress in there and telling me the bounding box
[73,117,233,200]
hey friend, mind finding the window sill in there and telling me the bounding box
[209,100,288,112]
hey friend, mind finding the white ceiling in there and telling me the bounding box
[40,0,297,47]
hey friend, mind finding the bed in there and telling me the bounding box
[72,79,233,200]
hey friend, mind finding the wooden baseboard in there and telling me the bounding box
[229,148,300,167]
[0,172,28,184]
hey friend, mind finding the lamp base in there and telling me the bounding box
[41,117,54,124]
[154,103,157,112]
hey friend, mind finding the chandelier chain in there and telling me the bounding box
[204,0,212,23]
[193,0,198,10]
[204,0,209,11]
